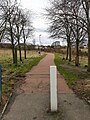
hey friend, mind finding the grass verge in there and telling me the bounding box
[54,53,90,104]
[54,53,78,86]
[0,54,46,108]
[54,53,90,86]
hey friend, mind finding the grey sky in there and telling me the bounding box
[21,0,62,46]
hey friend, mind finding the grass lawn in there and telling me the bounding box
[54,53,90,104]
[0,49,46,106]
[54,53,78,86]
[54,53,90,86]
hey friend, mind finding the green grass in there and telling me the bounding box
[5,57,43,76]
[55,54,88,86]
[1,54,46,97]
[2,80,13,96]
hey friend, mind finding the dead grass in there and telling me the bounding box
[60,53,88,67]
[0,49,12,58]
[72,80,90,104]
[21,50,45,58]
[79,56,88,66]
[59,48,88,67]
[55,53,90,105]
[0,49,46,113]
[0,49,44,59]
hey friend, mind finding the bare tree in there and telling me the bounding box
[82,0,90,71]
[46,0,87,66]
[21,10,34,59]
[46,0,76,61]
[14,8,23,62]
[0,0,20,64]
[6,0,18,64]
[68,0,86,66]
[0,0,34,63]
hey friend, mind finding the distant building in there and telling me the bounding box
[51,41,60,48]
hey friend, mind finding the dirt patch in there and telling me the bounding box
[60,64,87,74]
[60,64,90,104]
[72,80,90,104]
[0,75,25,114]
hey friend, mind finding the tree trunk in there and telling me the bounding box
[87,29,90,72]
[17,25,22,61]
[18,40,22,61]
[66,42,69,60]
[24,44,27,59]
[9,21,15,64]
[23,29,27,59]
[75,17,79,66]
[68,37,71,62]
[66,36,71,61]
[69,46,71,62]
[15,47,17,65]
[75,39,79,66]
[12,43,15,64]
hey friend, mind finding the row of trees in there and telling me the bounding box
[0,0,34,64]
[46,0,90,71]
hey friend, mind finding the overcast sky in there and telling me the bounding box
[21,0,62,46]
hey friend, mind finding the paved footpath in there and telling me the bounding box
[2,54,90,120]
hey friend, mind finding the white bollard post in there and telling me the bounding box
[50,66,57,112]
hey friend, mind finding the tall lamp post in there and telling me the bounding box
[39,34,41,52]
[39,34,41,46]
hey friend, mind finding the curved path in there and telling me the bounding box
[2,54,90,120]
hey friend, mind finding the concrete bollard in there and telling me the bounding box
[50,66,57,112]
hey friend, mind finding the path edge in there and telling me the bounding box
[0,93,13,119]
